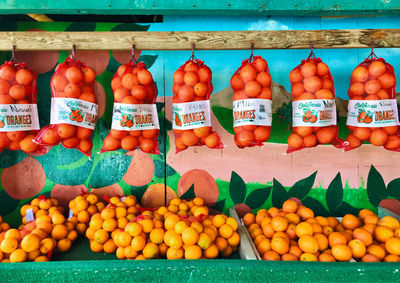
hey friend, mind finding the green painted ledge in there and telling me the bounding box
[0,0,400,16]
[0,260,399,282]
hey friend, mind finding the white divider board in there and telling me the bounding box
[228,208,259,260]
[378,207,400,221]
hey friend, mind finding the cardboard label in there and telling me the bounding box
[233,99,272,127]
[111,103,159,130]
[173,100,211,130]
[0,104,40,132]
[292,99,337,127]
[347,99,399,127]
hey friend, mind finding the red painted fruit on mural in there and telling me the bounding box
[177,169,219,204]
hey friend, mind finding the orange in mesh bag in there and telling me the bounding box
[287,47,345,152]
[101,55,159,154]
[34,51,98,156]
[0,56,44,154]
[345,49,399,150]
[231,51,272,148]
[172,51,222,152]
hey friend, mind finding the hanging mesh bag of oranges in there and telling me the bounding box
[231,48,272,148]
[287,46,345,152]
[346,49,399,150]
[101,50,159,154]
[172,49,223,152]
[0,52,44,154]
[34,48,98,156]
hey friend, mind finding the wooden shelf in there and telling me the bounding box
[0,29,399,51]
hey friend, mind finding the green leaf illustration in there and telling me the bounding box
[111,23,149,31]
[301,196,329,216]
[36,67,54,127]
[0,190,19,216]
[211,199,226,213]
[106,56,121,74]
[181,184,195,200]
[288,171,317,200]
[138,55,158,69]
[130,185,148,202]
[154,160,176,178]
[0,149,26,168]
[326,173,343,212]
[65,22,96,31]
[35,146,92,185]
[387,178,400,199]
[333,201,360,217]
[211,106,234,135]
[245,187,271,209]
[367,165,388,206]
[272,178,290,208]
[88,154,132,188]
[229,171,247,204]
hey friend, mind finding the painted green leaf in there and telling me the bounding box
[111,23,149,31]
[181,184,195,200]
[138,55,158,69]
[367,165,388,206]
[272,178,290,208]
[245,187,271,209]
[65,22,96,31]
[156,102,164,113]
[229,171,247,204]
[130,185,148,202]
[288,171,317,200]
[301,196,329,216]
[36,67,54,127]
[88,154,132,187]
[211,106,234,135]
[35,146,92,185]
[106,56,120,74]
[0,190,19,216]
[154,160,176,178]
[387,178,400,199]
[211,199,226,213]
[326,172,343,212]
[0,149,26,168]
[334,201,360,217]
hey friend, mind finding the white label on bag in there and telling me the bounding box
[111,103,160,131]
[172,100,212,130]
[233,99,272,127]
[68,209,73,219]
[25,208,34,222]
[292,99,337,127]
[346,99,399,127]
[50,98,98,130]
[0,104,40,132]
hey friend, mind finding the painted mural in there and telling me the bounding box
[1,16,400,225]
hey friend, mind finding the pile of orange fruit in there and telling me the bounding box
[172,59,221,150]
[34,59,97,155]
[288,58,338,150]
[0,197,78,262]
[87,196,240,260]
[85,195,141,254]
[69,193,107,235]
[0,215,10,234]
[0,62,40,153]
[231,56,272,148]
[103,62,159,153]
[244,200,400,262]
[346,59,400,150]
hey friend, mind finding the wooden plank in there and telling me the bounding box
[0,29,399,51]
[229,208,258,260]
[0,0,399,16]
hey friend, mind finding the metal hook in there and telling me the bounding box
[307,42,316,59]
[249,42,255,61]
[70,44,77,60]
[130,44,138,63]
[10,45,16,62]
[368,43,378,59]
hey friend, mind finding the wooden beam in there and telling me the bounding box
[0,0,399,16]
[0,29,399,51]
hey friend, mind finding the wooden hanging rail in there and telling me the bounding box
[0,29,399,51]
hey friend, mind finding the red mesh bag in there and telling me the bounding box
[346,51,399,151]
[172,55,222,152]
[34,55,98,156]
[100,59,159,154]
[287,49,344,152]
[0,59,44,154]
[231,54,272,148]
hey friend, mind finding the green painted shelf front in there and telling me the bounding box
[0,0,399,16]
